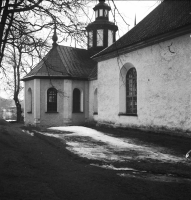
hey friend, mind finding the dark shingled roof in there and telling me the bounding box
[93,0,191,59]
[22,45,97,81]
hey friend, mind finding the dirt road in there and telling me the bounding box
[0,121,191,200]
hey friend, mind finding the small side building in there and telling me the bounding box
[22,0,118,127]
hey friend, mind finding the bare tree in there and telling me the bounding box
[6,44,23,122]
[0,0,88,67]
[0,0,89,121]
[3,20,46,122]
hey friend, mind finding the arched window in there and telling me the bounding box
[93,88,98,114]
[27,88,32,113]
[73,88,83,113]
[126,68,137,114]
[47,88,57,112]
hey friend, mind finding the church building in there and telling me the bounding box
[22,0,117,127]
[23,0,191,137]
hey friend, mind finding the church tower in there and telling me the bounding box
[86,0,118,56]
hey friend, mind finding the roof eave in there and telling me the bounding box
[93,24,191,62]
[88,76,97,81]
[21,75,89,81]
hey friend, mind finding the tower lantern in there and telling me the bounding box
[94,0,110,21]
[86,0,118,56]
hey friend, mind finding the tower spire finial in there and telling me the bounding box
[134,14,137,26]
[52,23,58,47]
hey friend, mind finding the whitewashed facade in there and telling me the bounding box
[24,79,90,127]
[94,34,191,136]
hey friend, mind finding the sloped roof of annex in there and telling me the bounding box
[22,45,97,81]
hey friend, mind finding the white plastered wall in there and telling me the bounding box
[40,79,65,127]
[72,80,89,125]
[24,78,91,127]
[88,80,98,121]
[24,80,35,125]
[97,33,191,135]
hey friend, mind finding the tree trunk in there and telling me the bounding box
[14,98,22,122]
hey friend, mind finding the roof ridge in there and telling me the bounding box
[58,44,87,51]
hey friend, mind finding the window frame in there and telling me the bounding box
[47,88,57,112]
[108,30,113,46]
[126,68,137,115]
[88,31,93,48]
[95,10,98,18]
[73,88,83,113]
[99,9,103,17]
[97,29,104,47]
[93,88,98,115]
[104,9,108,17]
[27,88,32,113]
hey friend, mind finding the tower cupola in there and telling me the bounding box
[94,0,111,21]
[86,0,118,56]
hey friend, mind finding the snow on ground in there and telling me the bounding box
[90,164,141,171]
[41,126,187,164]
[22,130,34,136]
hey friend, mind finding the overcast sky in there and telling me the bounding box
[0,1,160,99]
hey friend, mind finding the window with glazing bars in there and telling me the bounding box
[126,68,137,114]
[47,88,57,112]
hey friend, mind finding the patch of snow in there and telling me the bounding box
[186,150,191,158]
[66,143,120,161]
[91,164,139,171]
[37,131,61,139]
[49,126,135,148]
[22,130,34,136]
[47,126,185,163]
